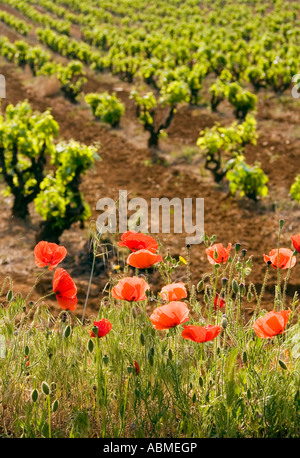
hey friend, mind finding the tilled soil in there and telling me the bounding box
[1,9,300,320]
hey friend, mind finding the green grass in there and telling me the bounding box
[1,224,300,438]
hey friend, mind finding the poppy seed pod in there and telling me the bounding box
[232,279,239,294]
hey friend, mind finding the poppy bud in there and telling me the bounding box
[140,333,145,346]
[103,354,109,365]
[222,316,228,329]
[41,381,50,396]
[92,326,99,337]
[222,277,228,286]
[213,249,219,260]
[88,339,94,352]
[6,290,13,302]
[232,279,239,294]
[279,219,284,229]
[168,349,173,360]
[235,243,241,253]
[239,283,246,296]
[150,347,155,356]
[192,393,196,403]
[279,360,288,370]
[64,325,71,338]
[197,280,204,292]
[148,354,154,366]
[242,351,248,364]
[247,290,252,302]
[127,366,133,374]
[199,376,203,387]
[25,346,30,356]
[52,399,59,413]
[204,293,209,304]
[31,389,39,403]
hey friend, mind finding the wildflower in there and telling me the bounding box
[160,283,187,302]
[127,249,162,269]
[133,360,140,374]
[291,234,300,253]
[181,324,221,343]
[90,319,112,338]
[179,256,187,265]
[214,293,225,310]
[206,243,232,264]
[253,310,291,339]
[149,301,190,330]
[52,268,77,311]
[34,241,67,270]
[263,248,296,269]
[118,231,158,253]
[111,276,150,302]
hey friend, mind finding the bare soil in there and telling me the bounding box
[1,10,300,320]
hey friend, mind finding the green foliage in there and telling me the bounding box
[196,115,258,183]
[290,175,300,202]
[226,155,269,200]
[85,92,125,127]
[226,82,257,119]
[35,140,100,242]
[0,101,58,218]
[57,61,87,102]
[26,46,51,76]
[130,81,189,149]
[0,10,31,35]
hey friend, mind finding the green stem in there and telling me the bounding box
[282,251,297,309]
[47,394,51,439]
[82,248,96,324]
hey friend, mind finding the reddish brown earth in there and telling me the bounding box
[1,9,300,321]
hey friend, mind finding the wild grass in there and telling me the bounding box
[1,221,300,438]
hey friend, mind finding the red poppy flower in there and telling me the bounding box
[181,324,221,343]
[252,310,291,339]
[91,319,112,338]
[291,234,300,253]
[149,301,190,330]
[206,243,232,265]
[214,293,225,310]
[52,268,77,311]
[34,241,67,271]
[118,231,159,253]
[264,248,296,270]
[133,360,140,374]
[160,283,187,302]
[111,276,150,302]
[127,249,163,269]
